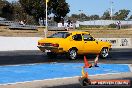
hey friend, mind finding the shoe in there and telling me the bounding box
[94,65,99,67]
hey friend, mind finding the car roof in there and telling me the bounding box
[68,31,90,34]
[56,31,90,35]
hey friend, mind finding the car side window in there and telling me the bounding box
[64,33,71,38]
[72,34,82,41]
[83,34,95,41]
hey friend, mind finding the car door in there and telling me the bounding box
[71,34,84,53]
[82,34,100,54]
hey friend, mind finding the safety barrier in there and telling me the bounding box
[9,24,38,30]
[0,37,131,51]
[0,21,18,26]
[0,20,37,30]
[96,38,132,48]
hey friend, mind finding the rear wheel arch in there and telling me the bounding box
[69,47,78,51]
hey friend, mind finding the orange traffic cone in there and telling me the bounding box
[83,56,92,68]
[94,55,99,67]
[82,67,89,78]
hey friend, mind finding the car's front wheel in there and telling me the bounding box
[100,48,109,59]
[68,49,77,60]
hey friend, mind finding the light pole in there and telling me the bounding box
[110,0,114,20]
[79,10,83,21]
[45,0,49,38]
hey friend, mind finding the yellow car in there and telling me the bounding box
[37,31,112,60]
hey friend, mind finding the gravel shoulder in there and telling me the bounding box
[1,26,132,38]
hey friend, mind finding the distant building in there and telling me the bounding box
[58,22,74,28]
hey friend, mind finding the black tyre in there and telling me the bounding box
[68,48,77,60]
[47,52,57,58]
[100,48,109,59]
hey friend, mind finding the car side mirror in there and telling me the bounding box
[93,38,95,41]
[90,37,95,41]
[95,40,98,44]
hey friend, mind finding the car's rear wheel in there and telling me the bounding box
[47,52,57,58]
[100,48,109,59]
[68,48,77,60]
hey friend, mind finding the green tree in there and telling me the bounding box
[90,15,100,20]
[129,15,132,20]
[19,0,46,23]
[70,14,80,19]
[114,9,130,20]
[69,13,90,21]
[101,10,111,20]
[79,13,88,21]
[0,0,14,20]
[49,0,70,23]
[19,0,70,23]
[0,0,7,15]
[68,14,79,22]
[11,1,36,24]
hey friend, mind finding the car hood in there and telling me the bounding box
[98,41,112,47]
[38,38,65,44]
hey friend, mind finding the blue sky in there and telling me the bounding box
[66,0,132,16]
[8,0,132,16]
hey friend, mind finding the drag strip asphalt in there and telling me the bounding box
[0,48,132,65]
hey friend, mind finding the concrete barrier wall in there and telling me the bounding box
[0,37,41,51]
[0,37,132,51]
[96,38,132,48]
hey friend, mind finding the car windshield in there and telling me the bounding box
[48,32,71,38]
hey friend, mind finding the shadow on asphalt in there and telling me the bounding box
[0,49,132,65]
[0,54,95,65]
[0,50,97,65]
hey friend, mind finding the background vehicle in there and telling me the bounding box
[37,31,112,60]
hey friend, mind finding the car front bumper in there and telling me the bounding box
[109,48,112,51]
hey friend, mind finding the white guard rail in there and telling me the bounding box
[0,37,131,51]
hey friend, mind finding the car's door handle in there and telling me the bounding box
[85,42,87,43]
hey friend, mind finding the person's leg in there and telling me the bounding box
[94,55,99,67]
